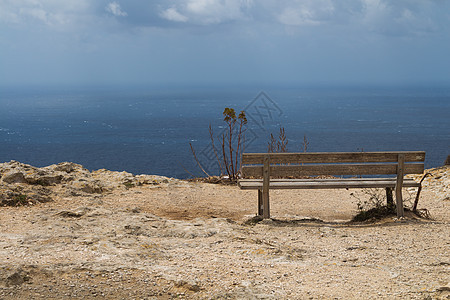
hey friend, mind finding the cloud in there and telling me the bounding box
[276,0,335,26]
[268,0,447,38]
[105,2,127,17]
[0,0,447,38]
[160,0,253,25]
[160,7,188,22]
[358,0,444,36]
[0,0,91,28]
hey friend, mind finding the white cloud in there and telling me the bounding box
[0,0,91,28]
[277,0,335,26]
[160,0,253,24]
[271,0,445,36]
[160,7,188,22]
[358,0,442,36]
[360,0,389,26]
[105,2,128,17]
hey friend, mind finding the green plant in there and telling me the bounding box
[190,107,247,181]
[123,181,134,189]
[221,108,247,180]
[353,188,386,211]
[350,188,395,221]
[13,194,28,206]
[350,188,419,221]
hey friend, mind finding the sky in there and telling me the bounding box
[1,0,450,88]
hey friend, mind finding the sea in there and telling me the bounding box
[1,86,449,179]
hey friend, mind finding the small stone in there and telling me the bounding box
[4,269,31,287]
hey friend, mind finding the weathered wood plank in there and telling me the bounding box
[395,154,405,217]
[247,178,411,182]
[257,190,263,216]
[239,178,420,184]
[242,163,424,177]
[238,178,420,190]
[241,151,425,164]
[262,155,270,219]
[386,187,394,209]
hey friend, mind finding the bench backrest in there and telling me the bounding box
[241,151,425,178]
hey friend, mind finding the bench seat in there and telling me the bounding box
[238,178,421,190]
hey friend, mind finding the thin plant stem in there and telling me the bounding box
[189,143,211,177]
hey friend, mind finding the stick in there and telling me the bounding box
[413,172,431,212]
[189,143,211,178]
[178,161,197,179]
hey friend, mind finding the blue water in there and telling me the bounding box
[0,86,449,178]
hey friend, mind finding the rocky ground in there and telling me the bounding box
[0,161,449,299]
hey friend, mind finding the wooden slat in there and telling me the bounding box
[242,151,425,164]
[238,178,420,190]
[250,178,405,182]
[240,178,419,183]
[395,154,406,217]
[262,155,270,219]
[257,190,263,216]
[242,163,424,177]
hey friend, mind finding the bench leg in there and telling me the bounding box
[262,187,270,219]
[395,187,404,218]
[395,154,405,218]
[257,190,263,216]
[386,187,394,210]
[262,155,270,219]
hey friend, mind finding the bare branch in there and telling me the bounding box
[189,143,211,177]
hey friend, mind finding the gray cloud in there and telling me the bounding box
[0,0,447,37]
[1,0,449,86]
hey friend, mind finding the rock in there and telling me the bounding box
[2,268,31,287]
[49,162,84,173]
[2,171,27,184]
[57,207,91,218]
[174,280,201,292]
[0,160,180,201]
[243,215,264,225]
[24,186,52,203]
[0,185,52,207]
[26,174,63,186]
[409,165,449,199]
[71,180,103,194]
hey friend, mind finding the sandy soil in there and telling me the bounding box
[0,165,448,299]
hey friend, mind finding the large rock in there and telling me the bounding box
[49,162,84,173]
[0,160,181,205]
[25,173,63,186]
[2,171,27,184]
[0,185,52,206]
[71,180,103,194]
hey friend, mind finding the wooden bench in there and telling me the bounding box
[238,151,425,219]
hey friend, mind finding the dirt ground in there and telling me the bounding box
[0,165,449,299]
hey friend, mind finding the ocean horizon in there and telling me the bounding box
[1,85,449,179]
